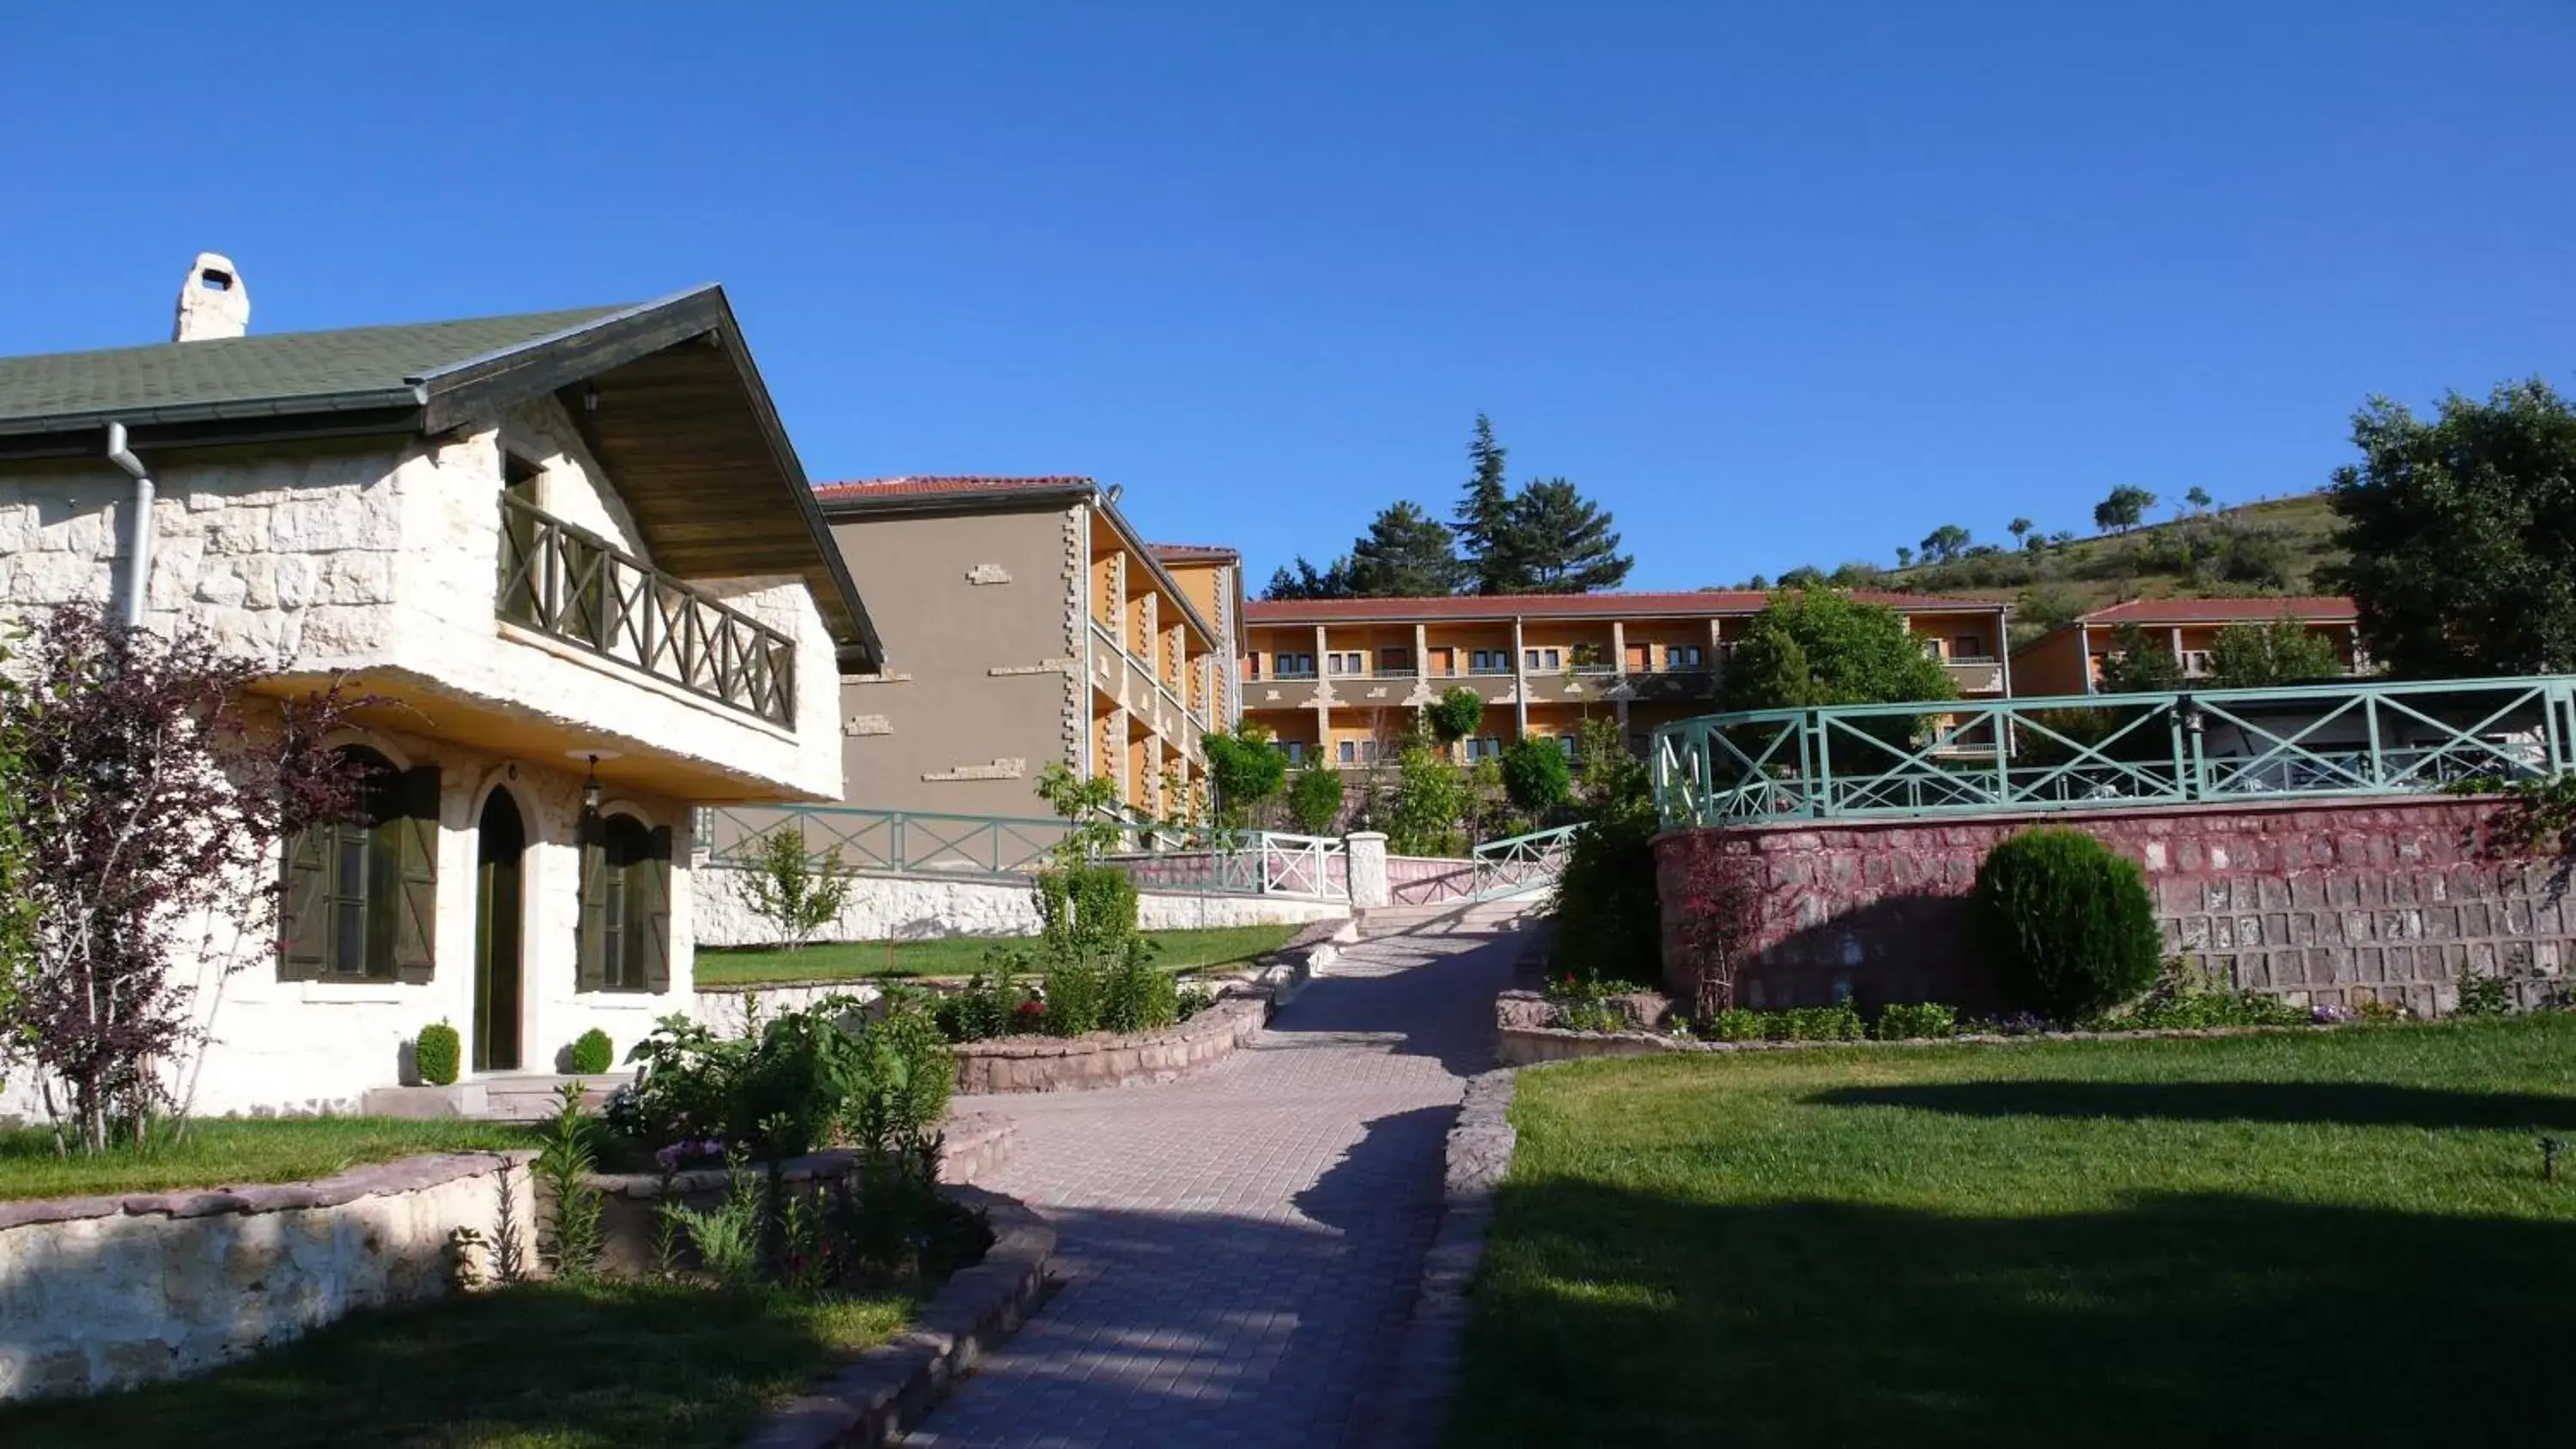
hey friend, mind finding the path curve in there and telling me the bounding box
[907,906,1526,1448]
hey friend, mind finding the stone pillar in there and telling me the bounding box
[1346,830,1390,908]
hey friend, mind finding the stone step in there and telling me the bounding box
[472,1072,633,1121]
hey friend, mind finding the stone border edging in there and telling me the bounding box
[1364,1066,1519,1447]
[0,1149,536,1231]
[740,1184,1057,1449]
[1497,1011,2353,1067]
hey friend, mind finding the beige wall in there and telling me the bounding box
[819,503,1078,818]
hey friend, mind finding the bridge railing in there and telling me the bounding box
[1470,823,1583,900]
[1652,674,2576,829]
[1106,830,1350,900]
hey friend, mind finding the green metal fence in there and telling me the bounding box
[699,804,1080,878]
[1470,822,1582,900]
[1652,674,2576,829]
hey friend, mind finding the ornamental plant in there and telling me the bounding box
[1499,737,1572,815]
[568,1028,615,1076]
[1425,686,1485,746]
[0,604,377,1150]
[734,827,853,951]
[1970,828,2162,1021]
[415,1022,463,1087]
[1287,762,1345,835]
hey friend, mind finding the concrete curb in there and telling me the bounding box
[1364,1067,1519,1449]
[738,1184,1058,1449]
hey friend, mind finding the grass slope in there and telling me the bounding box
[1453,1016,2576,1447]
[695,922,1302,987]
[0,1118,538,1202]
[0,1279,914,1449]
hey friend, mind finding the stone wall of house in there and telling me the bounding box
[1655,797,2573,1015]
[0,397,841,805]
[0,726,701,1125]
[690,864,1346,951]
[0,1151,535,1404]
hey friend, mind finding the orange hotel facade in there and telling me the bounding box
[1236,590,2014,767]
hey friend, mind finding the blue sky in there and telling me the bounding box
[5,3,2570,591]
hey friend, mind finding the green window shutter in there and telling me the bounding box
[576,814,608,992]
[278,826,331,980]
[388,765,442,984]
[641,825,674,993]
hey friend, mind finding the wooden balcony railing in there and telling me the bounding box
[497,494,795,727]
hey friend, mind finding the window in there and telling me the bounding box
[1327,652,1366,676]
[1464,737,1504,761]
[1951,635,1986,661]
[1247,653,1261,681]
[2182,650,2213,677]
[1523,647,1562,671]
[1276,652,1316,678]
[1337,739,1379,765]
[280,748,440,983]
[1470,649,1510,674]
[580,812,671,993]
[1665,644,1704,670]
[1553,735,1577,758]
[1277,740,1309,765]
[1377,646,1414,675]
[1920,637,1946,659]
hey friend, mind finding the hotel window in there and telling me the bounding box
[1920,637,1945,659]
[1377,646,1414,675]
[1665,644,1704,670]
[1276,740,1309,764]
[1246,653,1261,680]
[1327,651,1366,676]
[1337,739,1380,765]
[2182,650,2213,677]
[1523,647,1562,671]
[1951,635,1986,661]
[1553,735,1577,758]
[1276,652,1316,678]
[1463,737,1504,761]
[1470,649,1510,674]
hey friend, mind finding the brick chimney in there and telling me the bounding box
[173,253,249,342]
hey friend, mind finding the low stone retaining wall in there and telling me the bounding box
[744,1184,1056,1449]
[952,997,1269,1094]
[1495,1010,2358,1069]
[693,864,1346,949]
[0,1150,536,1404]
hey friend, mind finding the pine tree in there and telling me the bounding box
[1346,502,1467,597]
[1455,414,1519,595]
[1262,556,1358,601]
[1504,478,1633,593]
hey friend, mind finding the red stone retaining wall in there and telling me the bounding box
[1655,797,2573,1015]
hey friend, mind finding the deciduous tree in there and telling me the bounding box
[1714,585,1956,714]
[2093,485,2157,532]
[2095,621,2184,694]
[2327,379,2576,677]
[2206,614,2345,688]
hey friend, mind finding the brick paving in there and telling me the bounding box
[907,906,1527,1448]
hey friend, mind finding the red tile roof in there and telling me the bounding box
[1243,589,2008,625]
[2079,596,2357,627]
[1150,542,1239,563]
[811,475,1095,501]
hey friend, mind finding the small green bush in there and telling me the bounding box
[2453,972,2513,1017]
[1970,828,2162,1020]
[1710,1008,1765,1042]
[1771,1002,1864,1042]
[1040,956,1103,1036]
[568,1028,615,1076]
[1499,737,1573,815]
[415,1022,461,1087]
[1874,1003,1958,1040]
[937,951,1033,1042]
[1099,940,1178,1034]
[1287,763,1345,835]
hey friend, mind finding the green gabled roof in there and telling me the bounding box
[0,304,633,435]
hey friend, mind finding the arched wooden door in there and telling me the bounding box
[473,789,527,1072]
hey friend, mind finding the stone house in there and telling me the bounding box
[0,259,880,1117]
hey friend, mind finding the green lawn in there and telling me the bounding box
[0,1118,538,1202]
[0,1279,913,1448]
[1453,1016,2576,1447]
[694,922,1303,987]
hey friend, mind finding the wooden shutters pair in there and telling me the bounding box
[278,763,440,982]
[577,816,672,994]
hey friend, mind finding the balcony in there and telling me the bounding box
[1945,658,2007,694]
[1086,621,1213,752]
[496,494,794,726]
[1621,666,1722,704]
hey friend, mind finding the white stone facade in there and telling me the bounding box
[0,397,845,1120]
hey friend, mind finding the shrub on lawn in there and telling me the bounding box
[2454,971,2513,1017]
[568,1028,615,1076]
[2122,960,2307,1029]
[415,1022,461,1086]
[1771,1002,1865,1042]
[1874,1003,1958,1040]
[936,952,1033,1042]
[1971,828,2161,1020]
[1710,1008,1765,1042]
[1039,954,1103,1036]
[613,994,951,1161]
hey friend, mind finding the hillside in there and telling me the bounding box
[1761,493,2347,647]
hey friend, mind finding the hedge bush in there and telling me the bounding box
[568,1028,615,1075]
[1874,1002,1957,1040]
[1970,828,2161,1020]
[414,1021,460,1086]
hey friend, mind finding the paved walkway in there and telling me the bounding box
[908,906,1527,1449]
